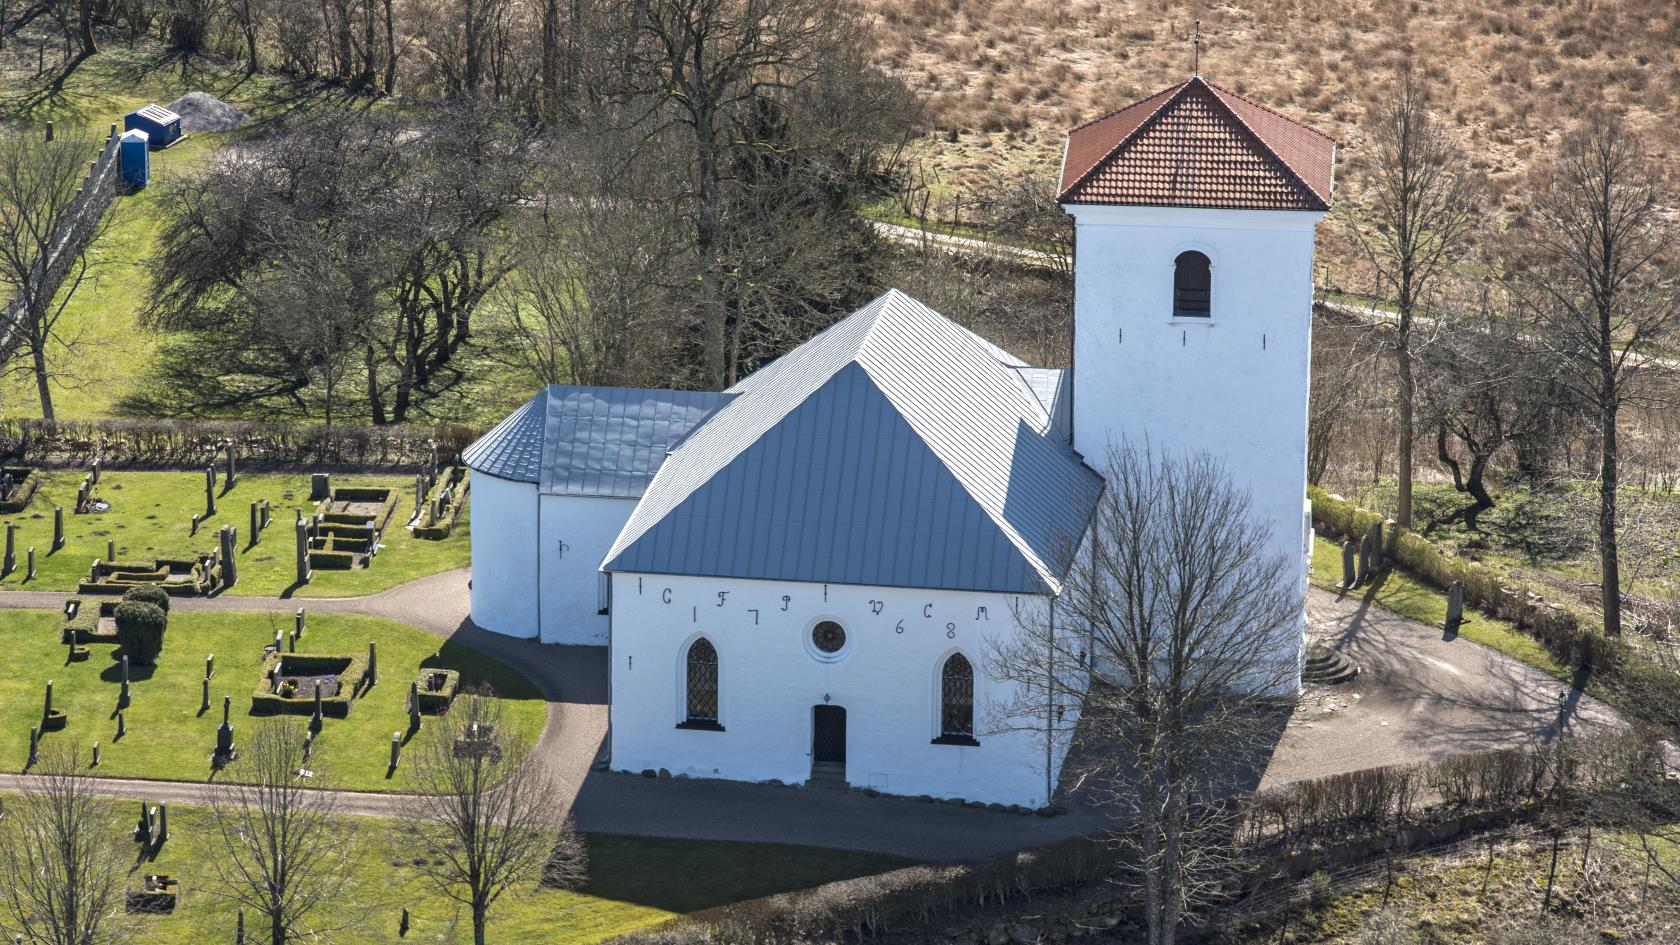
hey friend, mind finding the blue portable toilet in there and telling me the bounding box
[124,104,182,149]
[119,130,150,188]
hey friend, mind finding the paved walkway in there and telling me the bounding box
[0,578,1637,861]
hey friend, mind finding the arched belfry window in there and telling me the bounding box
[934,653,978,745]
[1173,251,1212,318]
[681,638,722,730]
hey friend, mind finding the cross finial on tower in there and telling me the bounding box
[1193,19,1202,75]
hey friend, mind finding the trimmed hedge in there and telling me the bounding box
[61,598,117,644]
[79,557,206,596]
[413,467,469,540]
[0,466,41,513]
[122,583,171,613]
[251,651,370,717]
[308,547,359,570]
[414,668,460,713]
[0,418,475,469]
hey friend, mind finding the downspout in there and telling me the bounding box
[1045,595,1056,807]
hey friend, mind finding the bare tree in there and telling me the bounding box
[990,445,1301,945]
[1514,112,1680,636]
[402,688,575,945]
[1354,74,1480,528]
[0,743,132,945]
[207,719,360,945]
[0,125,108,421]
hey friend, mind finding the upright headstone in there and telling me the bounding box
[219,526,237,587]
[295,520,311,585]
[106,538,115,563]
[390,731,401,770]
[3,522,15,574]
[90,459,100,486]
[310,473,330,501]
[260,499,270,530]
[1371,520,1386,570]
[225,440,237,485]
[205,654,214,679]
[309,682,323,735]
[43,679,52,718]
[91,741,100,766]
[1356,533,1372,588]
[1446,580,1465,629]
[75,476,90,513]
[1339,539,1356,589]
[156,803,168,844]
[295,608,305,640]
[408,682,421,731]
[25,546,34,580]
[250,503,260,545]
[134,801,151,846]
[190,513,199,536]
[205,467,216,516]
[118,655,131,709]
[200,677,210,713]
[215,696,235,761]
[52,505,63,550]
[367,641,377,685]
[27,725,39,767]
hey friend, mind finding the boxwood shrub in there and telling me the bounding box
[251,651,370,717]
[122,583,171,613]
[114,600,167,664]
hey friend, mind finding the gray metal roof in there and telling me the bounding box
[603,290,1103,594]
[463,386,734,497]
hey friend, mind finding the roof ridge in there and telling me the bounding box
[1203,79,1338,144]
[1059,79,1194,203]
[1063,77,1190,135]
[1196,82,1328,210]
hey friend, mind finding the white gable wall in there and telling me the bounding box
[608,572,1065,808]
[1066,204,1322,686]
[537,493,635,645]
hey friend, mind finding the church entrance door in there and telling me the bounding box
[811,705,847,785]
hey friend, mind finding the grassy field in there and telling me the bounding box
[55,802,913,945]
[0,469,469,598]
[2,608,541,791]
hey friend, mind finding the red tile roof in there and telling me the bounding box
[1059,76,1335,211]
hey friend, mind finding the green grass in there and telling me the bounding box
[0,469,469,598]
[1310,534,1575,686]
[75,803,914,945]
[2,608,542,791]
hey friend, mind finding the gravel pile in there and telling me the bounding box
[164,92,250,132]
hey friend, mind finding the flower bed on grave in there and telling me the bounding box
[61,597,121,643]
[0,466,41,513]
[251,651,370,717]
[415,667,460,713]
[126,875,179,914]
[413,466,469,540]
[316,485,398,532]
[78,557,208,596]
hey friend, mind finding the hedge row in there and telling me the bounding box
[60,598,116,643]
[0,466,41,513]
[320,487,399,532]
[0,418,477,469]
[415,668,460,713]
[1237,730,1665,854]
[608,834,1113,945]
[251,651,370,717]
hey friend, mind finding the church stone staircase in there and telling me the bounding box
[807,762,848,790]
[1303,643,1360,685]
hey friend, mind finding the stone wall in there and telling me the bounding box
[0,127,122,362]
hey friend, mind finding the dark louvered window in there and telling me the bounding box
[685,639,719,726]
[939,653,975,741]
[1173,251,1212,318]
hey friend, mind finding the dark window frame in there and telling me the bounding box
[680,637,723,731]
[1172,250,1212,319]
[934,652,978,746]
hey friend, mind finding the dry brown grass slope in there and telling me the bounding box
[857,0,1680,233]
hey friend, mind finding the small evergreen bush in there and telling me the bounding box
[114,601,168,664]
[121,583,171,613]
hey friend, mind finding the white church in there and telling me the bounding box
[463,76,1335,809]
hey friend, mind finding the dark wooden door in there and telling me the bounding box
[812,705,846,765]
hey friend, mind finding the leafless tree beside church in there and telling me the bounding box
[990,446,1302,945]
[0,744,132,945]
[1512,111,1680,637]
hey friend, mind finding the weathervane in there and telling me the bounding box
[1193,19,1202,75]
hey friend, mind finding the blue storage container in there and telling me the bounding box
[123,104,182,149]
[118,130,150,188]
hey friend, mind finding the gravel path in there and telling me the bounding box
[0,579,1636,861]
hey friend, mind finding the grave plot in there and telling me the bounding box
[79,556,208,595]
[0,465,42,512]
[305,482,398,570]
[411,465,469,540]
[252,649,373,718]
[413,667,460,713]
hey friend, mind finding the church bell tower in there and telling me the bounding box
[1059,76,1335,682]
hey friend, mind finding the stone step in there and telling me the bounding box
[1303,643,1360,685]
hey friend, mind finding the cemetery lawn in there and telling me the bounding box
[0,469,470,598]
[0,610,541,792]
[107,806,915,945]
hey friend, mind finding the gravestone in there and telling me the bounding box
[294,520,311,585]
[408,682,421,731]
[1339,539,1356,589]
[250,503,259,545]
[310,473,330,501]
[225,440,237,485]
[118,656,131,709]
[214,696,236,763]
[134,801,151,846]
[43,679,52,717]
[106,538,114,562]
[3,522,15,574]
[200,677,210,714]
[390,731,401,770]
[1446,580,1465,629]
[309,682,323,735]
[190,513,199,536]
[368,641,377,685]
[205,467,216,516]
[1371,520,1386,570]
[205,654,214,679]
[90,459,100,486]
[1356,533,1373,587]
[91,741,100,766]
[295,608,305,640]
[52,505,63,550]
[260,500,270,530]
[156,803,168,845]
[26,546,34,580]
[219,526,237,587]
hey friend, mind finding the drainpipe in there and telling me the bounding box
[1044,596,1056,807]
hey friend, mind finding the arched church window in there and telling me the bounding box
[1173,250,1212,318]
[935,653,978,745]
[682,638,721,729]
